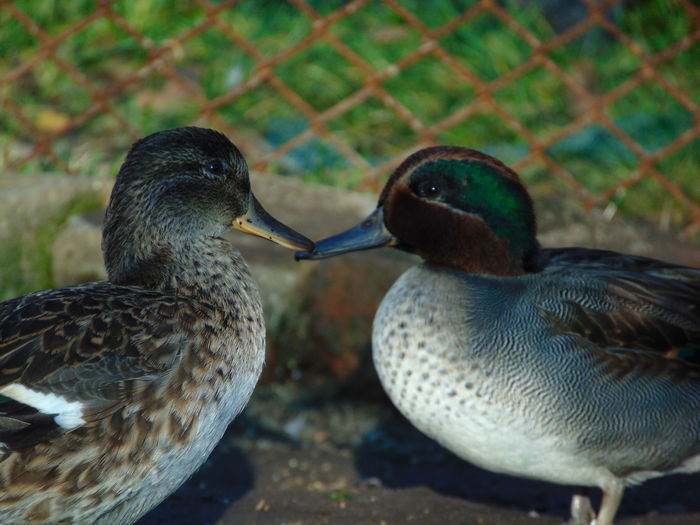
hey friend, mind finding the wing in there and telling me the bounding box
[528,249,700,474]
[537,247,700,358]
[533,247,700,387]
[0,282,196,451]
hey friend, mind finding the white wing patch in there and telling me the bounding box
[0,384,86,430]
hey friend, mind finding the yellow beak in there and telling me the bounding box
[232,193,314,251]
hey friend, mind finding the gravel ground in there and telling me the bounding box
[138,383,700,525]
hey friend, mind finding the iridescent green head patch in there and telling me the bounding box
[407,158,536,261]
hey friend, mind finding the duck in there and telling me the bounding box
[296,146,700,525]
[0,127,314,524]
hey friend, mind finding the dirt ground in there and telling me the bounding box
[137,384,700,525]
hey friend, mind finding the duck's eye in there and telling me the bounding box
[204,159,227,178]
[417,181,441,199]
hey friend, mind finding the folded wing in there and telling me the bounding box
[0,282,197,451]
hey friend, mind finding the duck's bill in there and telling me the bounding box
[232,194,314,251]
[296,207,397,260]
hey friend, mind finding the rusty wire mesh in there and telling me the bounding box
[1,0,699,235]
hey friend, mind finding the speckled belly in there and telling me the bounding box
[371,266,615,489]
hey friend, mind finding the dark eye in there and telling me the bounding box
[204,159,227,178]
[417,181,441,199]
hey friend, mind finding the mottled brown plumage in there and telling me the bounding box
[0,127,313,524]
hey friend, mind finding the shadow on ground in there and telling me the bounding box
[137,443,254,525]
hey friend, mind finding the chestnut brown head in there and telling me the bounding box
[298,146,539,276]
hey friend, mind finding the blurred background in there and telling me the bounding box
[2,0,699,216]
[2,1,700,523]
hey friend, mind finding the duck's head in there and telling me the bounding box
[103,127,313,284]
[297,146,539,276]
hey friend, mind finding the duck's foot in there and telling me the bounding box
[564,488,595,525]
[595,481,624,525]
[563,482,624,525]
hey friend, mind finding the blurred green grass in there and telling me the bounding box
[1,0,698,229]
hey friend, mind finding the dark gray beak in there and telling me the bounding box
[295,207,397,260]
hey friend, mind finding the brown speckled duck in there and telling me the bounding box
[0,127,313,524]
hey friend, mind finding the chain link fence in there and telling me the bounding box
[2,0,699,234]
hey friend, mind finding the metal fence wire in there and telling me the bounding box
[1,0,699,235]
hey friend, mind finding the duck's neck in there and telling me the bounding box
[419,229,539,277]
[104,235,254,303]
